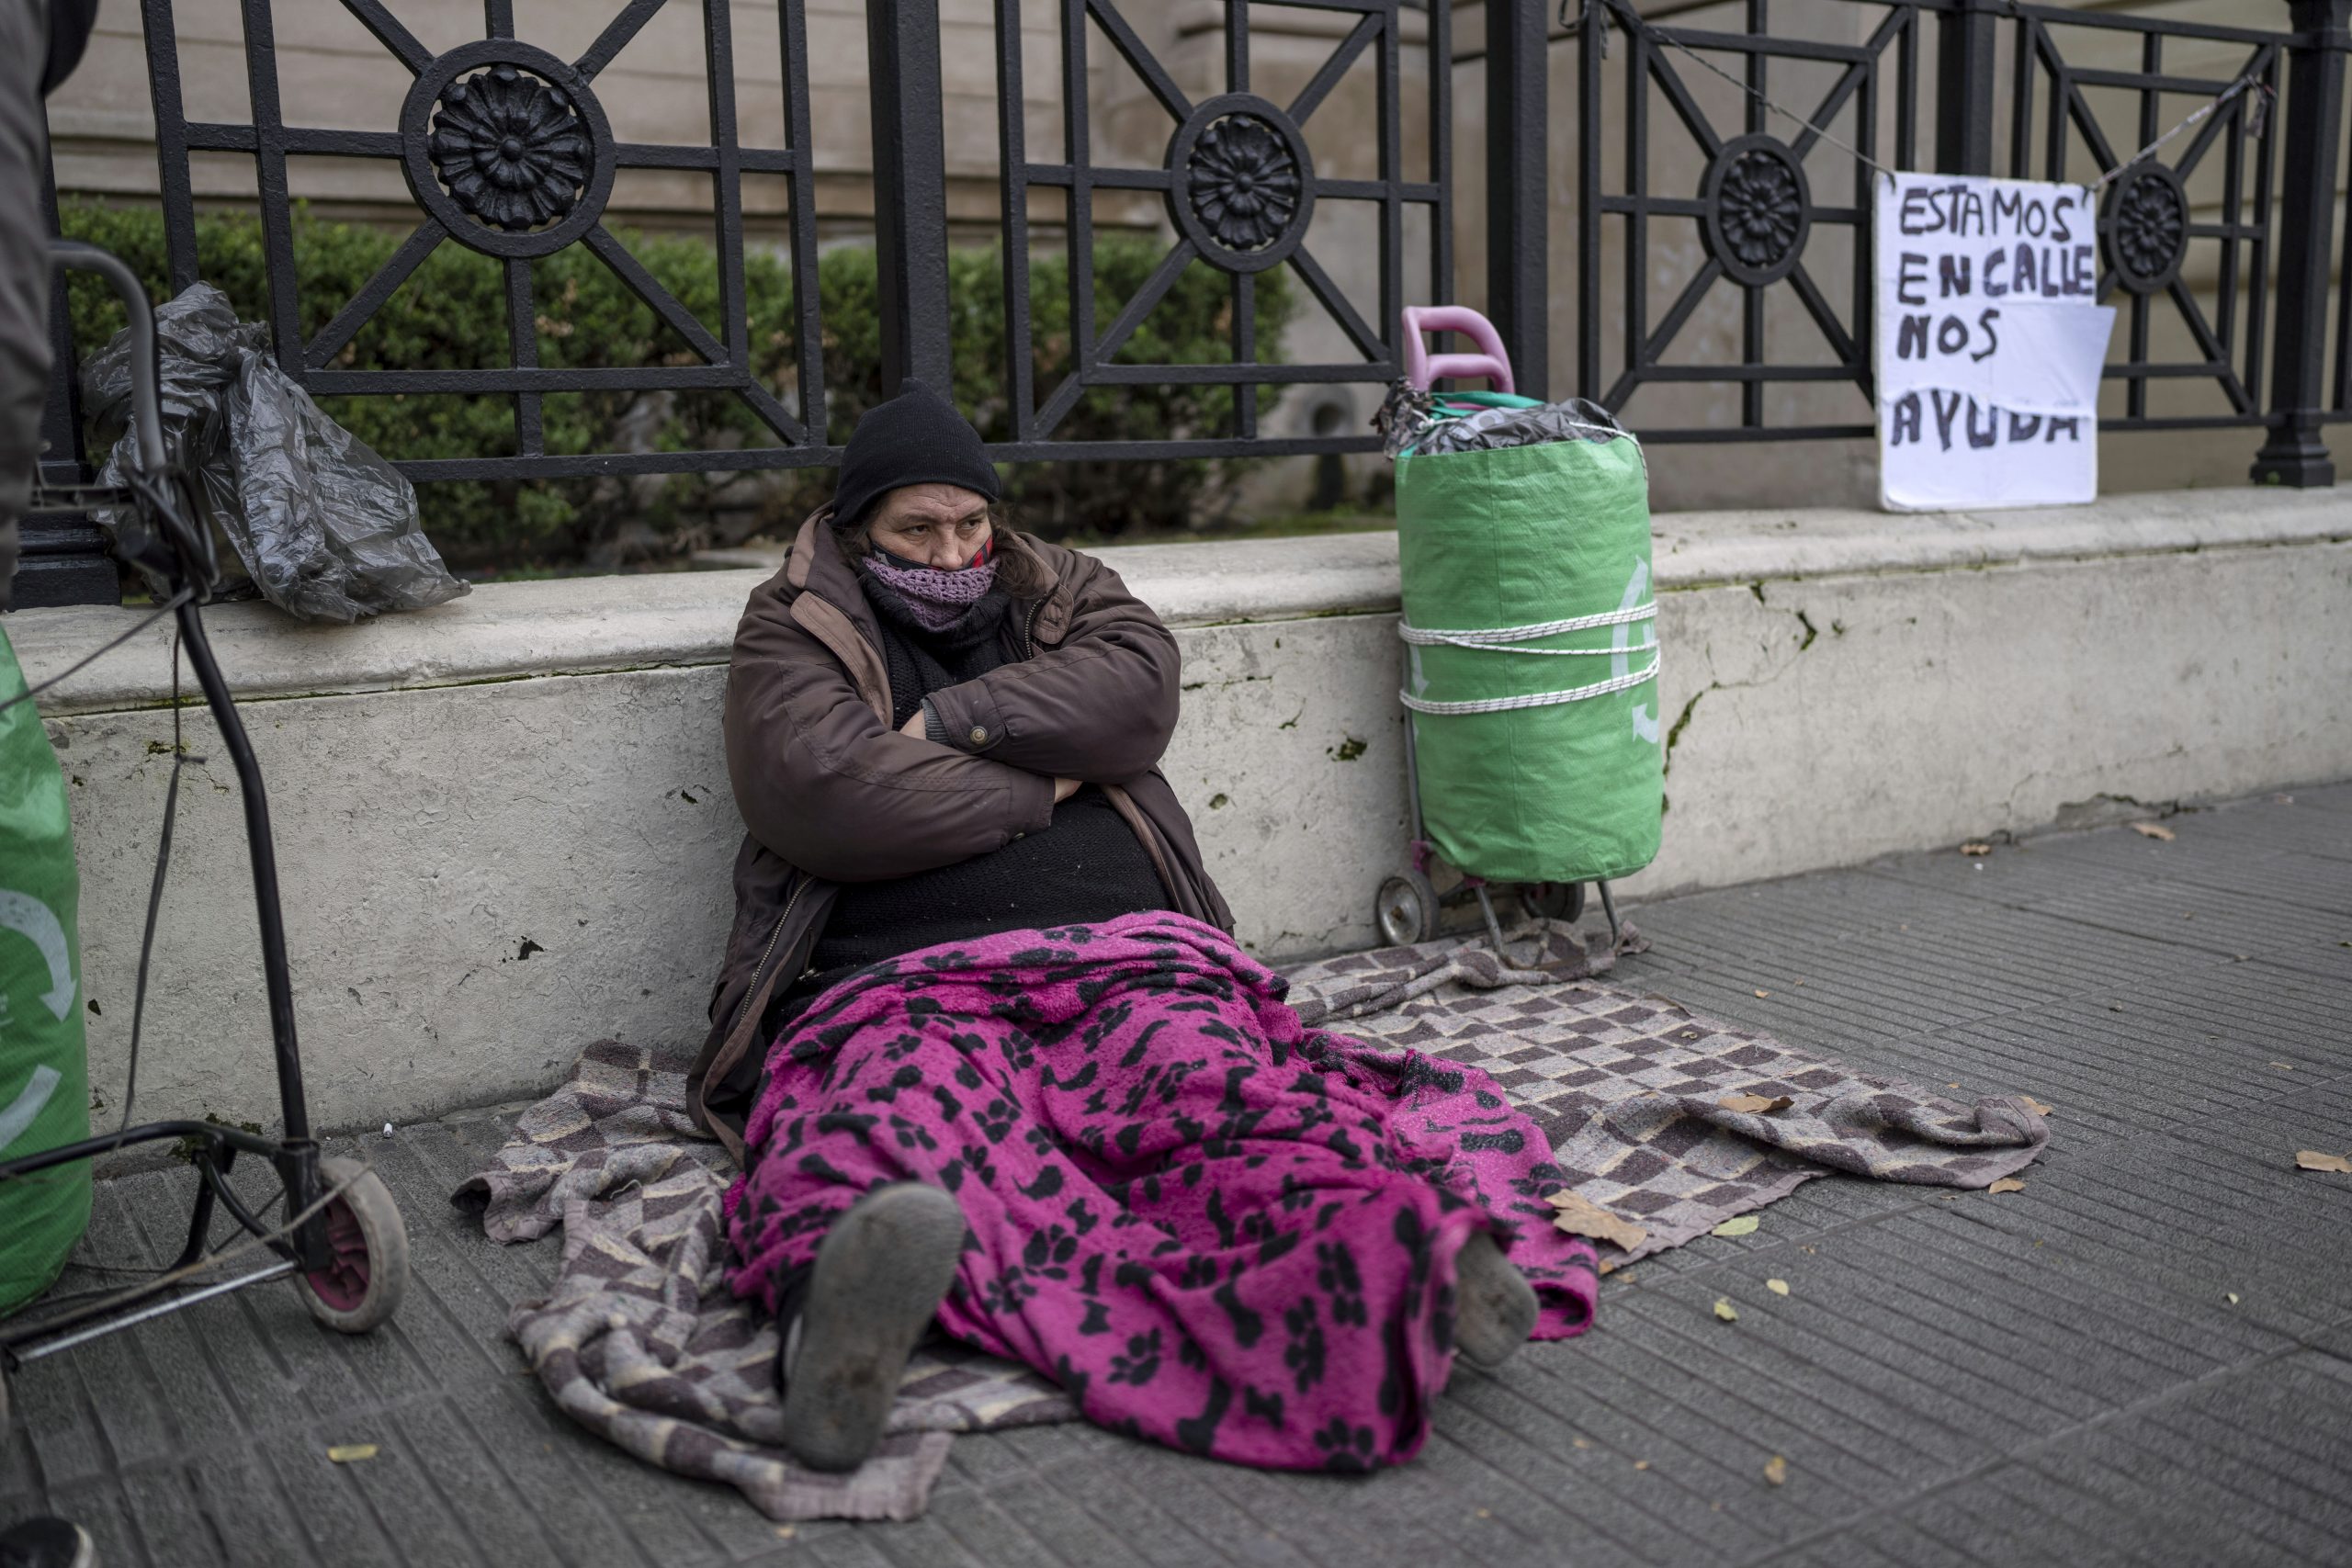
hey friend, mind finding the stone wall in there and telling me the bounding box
[8,488,2346,1134]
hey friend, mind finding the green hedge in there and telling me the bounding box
[57,204,1295,572]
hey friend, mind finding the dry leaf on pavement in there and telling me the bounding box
[1713,1215,1760,1237]
[2225,1292,2241,1305]
[2294,1150,2352,1174]
[326,1444,379,1464]
[1549,1191,1650,1252]
[1763,1455,1789,1486]
[1713,1298,1739,1323]
[1988,1178,2026,1194]
[1766,1279,1790,1296]
[1633,1460,1651,1471]
[1961,842,1992,856]
[2021,1095,2053,1115]
[1720,1093,1794,1115]
[2130,821,2177,841]
[1753,988,1772,998]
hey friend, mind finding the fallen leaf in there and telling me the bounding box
[1572,1437,1594,1450]
[1713,1215,1761,1238]
[1961,842,1992,856]
[1763,1455,1790,1486]
[1988,1178,2027,1194]
[1766,1279,1790,1296]
[2270,1062,2295,1071]
[1597,1258,1615,1275]
[326,1444,379,1464]
[2295,1150,2352,1174]
[1753,988,1772,998]
[1549,1192,1650,1252]
[2225,1292,2240,1306]
[1614,1270,1637,1285]
[1713,1297,1739,1322]
[2130,821,2176,841]
[775,1526,797,1540]
[1633,1459,1651,1471]
[2021,1095,2053,1116]
[1720,1093,1794,1115]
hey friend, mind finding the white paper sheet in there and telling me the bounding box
[1873,172,2118,512]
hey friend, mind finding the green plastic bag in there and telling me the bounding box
[0,623,91,1316]
[1396,401,1663,885]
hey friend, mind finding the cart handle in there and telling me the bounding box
[1400,305,1514,395]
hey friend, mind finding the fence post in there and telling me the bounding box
[2252,0,2348,487]
[865,0,954,396]
[1935,0,1997,175]
[12,152,119,608]
[1487,0,1548,398]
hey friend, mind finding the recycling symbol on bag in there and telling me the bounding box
[0,886,76,1156]
[1611,559,1661,746]
[0,888,77,1024]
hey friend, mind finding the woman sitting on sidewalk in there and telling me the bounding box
[690,382,1598,1474]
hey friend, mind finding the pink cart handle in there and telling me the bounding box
[1399,305,1515,394]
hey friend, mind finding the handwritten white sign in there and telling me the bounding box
[1874,173,2117,512]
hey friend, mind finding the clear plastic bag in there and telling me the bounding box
[84,282,469,623]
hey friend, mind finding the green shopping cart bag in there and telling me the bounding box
[0,625,91,1315]
[1395,391,1664,886]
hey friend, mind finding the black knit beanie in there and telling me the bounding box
[831,380,1002,531]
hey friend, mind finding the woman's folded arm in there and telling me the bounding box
[919,556,1179,782]
[727,642,1056,883]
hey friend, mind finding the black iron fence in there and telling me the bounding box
[16,0,2349,608]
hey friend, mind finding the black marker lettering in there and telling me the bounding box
[1972,308,2001,362]
[1932,389,1964,452]
[1898,253,1929,306]
[1891,390,1922,446]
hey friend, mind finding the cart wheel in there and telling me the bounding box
[1375,867,1442,946]
[1525,881,1586,924]
[295,1156,409,1335]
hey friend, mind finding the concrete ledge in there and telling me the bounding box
[23,490,2343,713]
[6,488,2347,1133]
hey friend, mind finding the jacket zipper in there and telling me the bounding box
[1020,598,1043,660]
[729,875,809,1040]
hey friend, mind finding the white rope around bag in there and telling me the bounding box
[1396,599,1662,715]
[1397,600,1655,648]
[1400,655,1661,715]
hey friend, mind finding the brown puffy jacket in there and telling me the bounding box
[687,510,1233,1155]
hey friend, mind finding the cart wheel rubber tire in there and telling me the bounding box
[296,1156,409,1335]
[1526,881,1586,924]
[1375,867,1442,946]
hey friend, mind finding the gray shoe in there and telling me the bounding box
[1453,1230,1538,1369]
[0,1517,96,1568]
[778,1182,966,1472]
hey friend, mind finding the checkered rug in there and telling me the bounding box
[454,919,2046,1519]
[1285,921,2050,1266]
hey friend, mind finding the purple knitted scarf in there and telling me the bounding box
[862,548,999,632]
